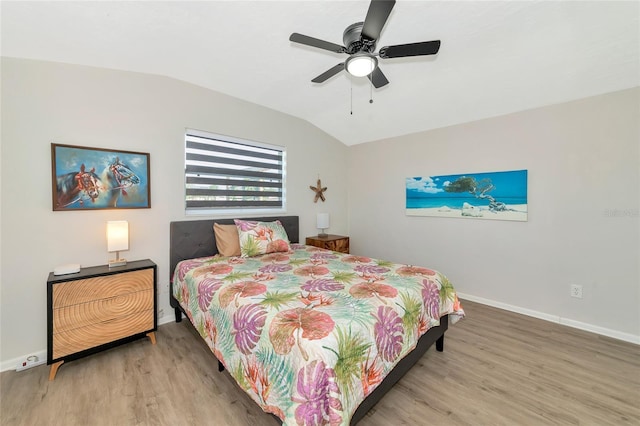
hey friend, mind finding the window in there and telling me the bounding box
[185,129,285,213]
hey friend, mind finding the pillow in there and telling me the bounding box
[213,223,241,257]
[234,219,291,257]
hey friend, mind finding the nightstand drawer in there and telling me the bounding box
[306,235,350,254]
[324,239,349,253]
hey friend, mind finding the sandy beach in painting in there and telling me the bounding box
[406,204,528,221]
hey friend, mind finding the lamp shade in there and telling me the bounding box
[107,221,129,252]
[316,213,330,230]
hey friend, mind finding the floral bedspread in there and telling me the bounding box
[173,244,464,426]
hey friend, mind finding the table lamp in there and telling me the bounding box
[316,213,329,237]
[107,220,129,268]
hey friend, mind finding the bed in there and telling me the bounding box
[169,216,464,425]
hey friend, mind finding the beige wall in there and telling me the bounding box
[0,58,349,367]
[348,87,640,342]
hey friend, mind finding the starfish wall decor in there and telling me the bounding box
[310,178,327,203]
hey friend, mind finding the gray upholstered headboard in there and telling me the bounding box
[169,216,299,284]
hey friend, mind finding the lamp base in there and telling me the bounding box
[318,232,328,238]
[109,258,127,268]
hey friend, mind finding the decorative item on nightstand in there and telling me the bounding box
[107,220,129,268]
[316,213,330,237]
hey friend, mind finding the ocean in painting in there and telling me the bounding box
[406,196,527,210]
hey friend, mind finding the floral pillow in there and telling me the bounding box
[234,219,291,257]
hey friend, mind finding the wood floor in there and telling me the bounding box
[1,300,639,425]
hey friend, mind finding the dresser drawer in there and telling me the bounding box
[53,289,154,332]
[53,310,155,359]
[52,269,152,307]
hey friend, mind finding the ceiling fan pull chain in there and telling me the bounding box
[350,80,353,115]
[370,79,374,104]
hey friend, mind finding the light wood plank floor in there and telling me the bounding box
[1,300,639,425]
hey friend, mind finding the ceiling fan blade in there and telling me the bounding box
[312,63,345,83]
[290,33,346,54]
[379,40,441,58]
[367,67,389,88]
[361,0,396,41]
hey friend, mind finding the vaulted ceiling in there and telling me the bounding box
[2,1,638,146]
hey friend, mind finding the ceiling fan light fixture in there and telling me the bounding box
[345,53,377,77]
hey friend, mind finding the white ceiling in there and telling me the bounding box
[2,1,639,146]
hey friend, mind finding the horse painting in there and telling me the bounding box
[52,144,149,211]
[55,164,103,209]
[102,157,141,208]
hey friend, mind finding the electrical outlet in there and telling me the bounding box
[570,284,583,299]
[16,355,46,372]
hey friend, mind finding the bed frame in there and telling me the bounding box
[169,216,448,425]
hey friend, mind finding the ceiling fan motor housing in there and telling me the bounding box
[343,22,376,54]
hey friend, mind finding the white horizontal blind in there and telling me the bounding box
[185,130,285,211]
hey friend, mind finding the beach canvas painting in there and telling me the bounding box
[406,170,528,221]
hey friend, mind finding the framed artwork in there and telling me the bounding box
[406,169,528,221]
[51,143,151,211]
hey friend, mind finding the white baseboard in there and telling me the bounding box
[458,292,640,345]
[1,350,48,374]
[158,312,175,327]
[1,313,177,373]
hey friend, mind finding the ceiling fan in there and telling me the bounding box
[289,0,441,88]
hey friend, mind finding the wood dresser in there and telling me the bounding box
[47,259,157,380]
[305,235,350,254]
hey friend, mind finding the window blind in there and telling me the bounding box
[185,130,285,211]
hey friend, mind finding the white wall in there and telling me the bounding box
[348,88,640,342]
[1,58,637,371]
[0,58,349,367]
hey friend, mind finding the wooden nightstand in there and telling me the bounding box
[306,235,350,254]
[47,259,157,380]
